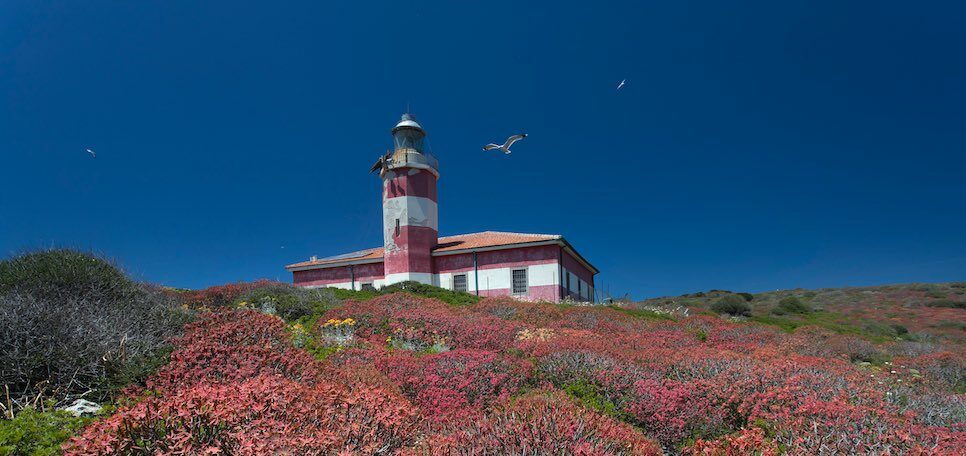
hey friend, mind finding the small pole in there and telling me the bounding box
[473,251,479,296]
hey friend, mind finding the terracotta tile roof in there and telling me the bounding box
[433,231,561,253]
[285,247,383,269]
[285,231,561,270]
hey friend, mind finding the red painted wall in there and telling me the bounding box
[383,168,438,278]
[561,250,595,286]
[292,245,594,302]
[433,244,558,273]
[383,169,438,202]
[477,284,558,301]
[384,226,436,274]
[293,262,384,287]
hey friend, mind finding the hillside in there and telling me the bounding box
[1,251,963,455]
[634,282,966,344]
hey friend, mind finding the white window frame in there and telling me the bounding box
[511,268,528,295]
[453,273,468,292]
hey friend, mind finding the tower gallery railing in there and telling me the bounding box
[388,149,439,171]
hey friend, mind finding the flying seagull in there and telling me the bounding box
[86,148,96,158]
[617,79,626,90]
[483,134,527,154]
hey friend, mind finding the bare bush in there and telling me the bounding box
[0,250,190,412]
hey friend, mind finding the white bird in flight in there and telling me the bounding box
[483,134,527,154]
[617,79,626,90]
[86,148,96,158]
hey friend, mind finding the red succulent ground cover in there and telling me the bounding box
[404,390,663,455]
[63,310,419,455]
[177,279,277,308]
[66,292,965,455]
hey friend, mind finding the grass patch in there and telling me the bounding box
[0,408,92,456]
[750,311,895,342]
[561,380,623,419]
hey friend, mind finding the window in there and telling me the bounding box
[453,274,467,292]
[361,283,376,292]
[394,218,400,236]
[578,280,582,297]
[565,271,571,292]
[511,268,528,295]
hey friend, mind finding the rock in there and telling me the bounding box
[59,399,101,417]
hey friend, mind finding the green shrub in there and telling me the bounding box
[737,292,754,302]
[324,281,480,307]
[774,296,812,315]
[861,320,902,338]
[0,250,191,411]
[0,408,90,456]
[924,299,965,309]
[237,283,340,321]
[330,288,381,302]
[561,380,621,419]
[379,281,480,307]
[710,294,752,317]
[0,249,136,302]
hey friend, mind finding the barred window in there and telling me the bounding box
[512,269,528,295]
[361,283,376,292]
[453,274,468,292]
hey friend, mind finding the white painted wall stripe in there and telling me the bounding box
[384,272,434,286]
[439,264,560,292]
[302,265,585,300]
[382,196,438,230]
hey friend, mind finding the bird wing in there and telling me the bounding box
[503,134,527,148]
[368,157,383,174]
[483,144,501,151]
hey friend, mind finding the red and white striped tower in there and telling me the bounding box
[379,113,439,285]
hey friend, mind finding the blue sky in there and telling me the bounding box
[1,1,964,298]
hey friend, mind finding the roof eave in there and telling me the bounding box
[430,239,561,256]
[558,238,600,275]
[285,256,384,271]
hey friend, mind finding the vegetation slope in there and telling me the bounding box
[1,250,963,455]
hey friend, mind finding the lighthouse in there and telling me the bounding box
[287,112,598,302]
[379,113,439,285]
